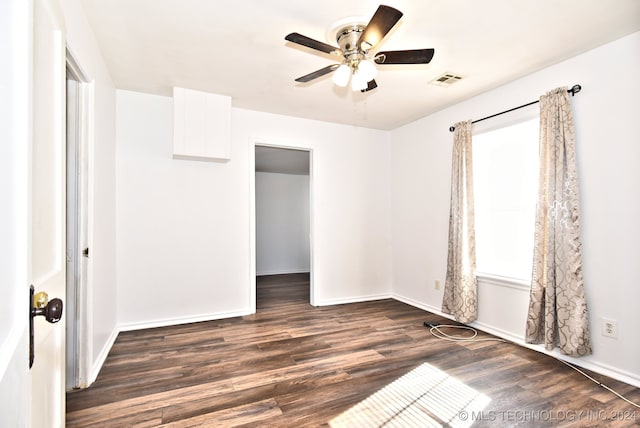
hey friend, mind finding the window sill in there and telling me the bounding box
[476,273,530,291]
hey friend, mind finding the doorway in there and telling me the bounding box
[251,143,314,311]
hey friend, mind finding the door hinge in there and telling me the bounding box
[82,248,89,258]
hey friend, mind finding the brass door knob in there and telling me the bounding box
[32,291,63,323]
[29,285,64,368]
[31,292,63,323]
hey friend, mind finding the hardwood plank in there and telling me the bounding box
[67,273,640,427]
[158,398,282,428]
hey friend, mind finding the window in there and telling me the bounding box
[473,117,539,283]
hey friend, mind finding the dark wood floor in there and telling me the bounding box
[67,274,640,427]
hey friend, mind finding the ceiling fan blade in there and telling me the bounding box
[360,79,378,93]
[285,32,340,55]
[359,5,403,50]
[294,64,340,83]
[374,49,435,64]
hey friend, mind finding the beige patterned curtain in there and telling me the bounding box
[442,120,478,324]
[525,87,591,357]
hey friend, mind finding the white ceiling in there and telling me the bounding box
[80,0,640,130]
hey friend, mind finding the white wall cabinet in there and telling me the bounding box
[173,87,231,160]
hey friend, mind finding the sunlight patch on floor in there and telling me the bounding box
[329,362,490,428]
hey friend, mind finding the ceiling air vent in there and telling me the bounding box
[430,72,463,87]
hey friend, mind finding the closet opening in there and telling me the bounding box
[252,144,313,311]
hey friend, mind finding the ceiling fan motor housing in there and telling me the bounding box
[336,24,366,66]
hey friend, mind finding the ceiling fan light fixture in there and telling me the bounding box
[332,64,351,87]
[357,59,377,82]
[351,70,368,91]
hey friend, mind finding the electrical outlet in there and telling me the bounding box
[602,317,618,339]
[434,280,441,290]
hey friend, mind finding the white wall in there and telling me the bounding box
[256,172,310,276]
[116,90,391,329]
[60,0,118,382]
[391,32,640,386]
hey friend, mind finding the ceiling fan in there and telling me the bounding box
[285,4,435,93]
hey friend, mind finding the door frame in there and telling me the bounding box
[65,48,93,389]
[249,138,315,310]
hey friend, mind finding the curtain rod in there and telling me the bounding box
[448,84,582,132]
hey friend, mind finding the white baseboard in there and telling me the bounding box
[476,322,640,388]
[90,327,118,385]
[117,309,254,332]
[392,293,453,322]
[315,293,392,307]
[392,292,640,389]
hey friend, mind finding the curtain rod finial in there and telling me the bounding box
[449,126,456,132]
[570,84,581,96]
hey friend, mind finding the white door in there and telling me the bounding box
[0,0,66,426]
[0,0,33,425]
[31,0,67,425]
